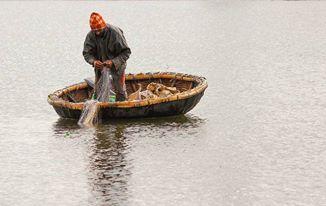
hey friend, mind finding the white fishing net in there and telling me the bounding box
[95,68,116,102]
[78,67,114,126]
[77,99,99,126]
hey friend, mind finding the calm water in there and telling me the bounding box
[1,1,326,205]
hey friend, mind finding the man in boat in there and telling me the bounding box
[83,12,131,101]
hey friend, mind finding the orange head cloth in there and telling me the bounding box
[89,12,107,30]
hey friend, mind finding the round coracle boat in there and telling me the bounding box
[47,72,208,119]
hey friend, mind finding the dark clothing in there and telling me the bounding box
[83,24,131,101]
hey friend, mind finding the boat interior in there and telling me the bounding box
[62,77,197,103]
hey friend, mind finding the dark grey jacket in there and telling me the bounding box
[82,24,131,75]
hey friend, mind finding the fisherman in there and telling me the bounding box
[83,12,131,101]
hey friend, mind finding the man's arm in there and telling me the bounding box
[111,28,131,70]
[82,32,96,66]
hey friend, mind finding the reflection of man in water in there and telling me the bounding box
[83,12,131,101]
[89,124,129,204]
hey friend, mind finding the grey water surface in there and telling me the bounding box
[0,1,326,206]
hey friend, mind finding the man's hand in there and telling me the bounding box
[103,60,113,69]
[94,60,103,70]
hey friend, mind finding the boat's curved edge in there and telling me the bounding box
[47,72,208,111]
[51,90,205,119]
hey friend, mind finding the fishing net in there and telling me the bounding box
[78,67,114,126]
[95,68,116,102]
[77,99,99,126]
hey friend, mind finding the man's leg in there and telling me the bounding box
[112,71,127,101]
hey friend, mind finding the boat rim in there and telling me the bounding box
[47,72,208,110]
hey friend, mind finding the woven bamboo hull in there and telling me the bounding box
[48,72,207,119]
[52,91,203,119]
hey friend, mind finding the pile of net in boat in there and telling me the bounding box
[78,67,114,126]
[127,82,180,101]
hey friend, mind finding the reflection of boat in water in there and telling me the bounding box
[53,119,130,204]
[53,114,205,133]
[51,113,205,204]
[47,72,208,119]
